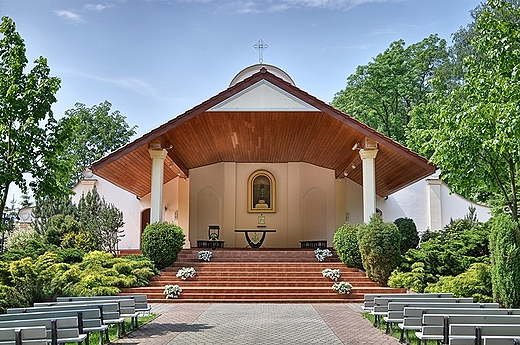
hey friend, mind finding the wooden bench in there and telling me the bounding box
[34,301,125,339]
[7,307,109,345]
[362,293,453,312]
[397,304,500,344]
[372,296,472,328]
[0,317,86,345]
[449,324,520,345]
[57,294,151,318]
[482,337,520,345]
[299,240,327,249]
[0,326,47,345]
[416,314,520,345]
[196,240,225,249]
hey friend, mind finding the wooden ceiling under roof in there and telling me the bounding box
[92,68,436,198]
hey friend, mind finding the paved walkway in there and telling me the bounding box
[111,303,401,345]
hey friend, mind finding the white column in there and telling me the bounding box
[149,149,168,224]
[426,178,443,231]
[359,148,378,223]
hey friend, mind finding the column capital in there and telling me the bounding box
[359,148,378,160]
[148,148,168,160]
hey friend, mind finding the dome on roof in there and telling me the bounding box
[230,64,295,87]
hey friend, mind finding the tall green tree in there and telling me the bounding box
[416,0,520,222]
[59,101,137,188]
[332,34,450,145]
[0,16,73,227]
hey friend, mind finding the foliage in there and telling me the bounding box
[31,187,125,254]
[322,268,341,281]
[314,248,332,262]
[388,262,435,293]
[412,0,520,219]
[425,263,493,303]
[333,222,363,269]
[176,267,196,280]
[489,213,520,308]
[357,214,401,286]
[0,16,74,229]
[394,218,419,254]
[141,222,185,270]
[163,284,181,299]
[77,186,125,254]
[331,281,353,294]
[198,250,212,262]
[332,34,450,145]
[397,208,490,278]
[58,101,137,188]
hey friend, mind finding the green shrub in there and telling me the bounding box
[388,262,434,292]
[394,218,419,254]
[358,214,401,286]
[489,213,520,308]
[141,222,185,270]
[55,248,85,264]
[333,222,363,269]
[425,263,493,303]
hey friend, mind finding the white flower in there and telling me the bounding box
[332,281,353,294]
[314,248,332,261]
[163,284,182,298]
[176,267,196,280]
[322,268,341,281]
[198,250,213,261]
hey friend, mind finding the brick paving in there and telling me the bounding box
[111,303,401,345]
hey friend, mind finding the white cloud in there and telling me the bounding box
[84,4,113,11]
[217,0,402,13]
[54,10,84,23]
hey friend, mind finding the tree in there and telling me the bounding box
[417,0,520,222]
[0,16,73,228]
[59,101,137,188]
[332,35,450,145]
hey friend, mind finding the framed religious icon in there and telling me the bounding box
[248,170,276,213]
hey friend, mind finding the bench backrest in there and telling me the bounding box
[373,298,474,313]
[391,303,501,324]
[400,306,506,328]
[483,337,520,345]
[49,299,135,314]
[363,293,453,309]
[32,302,121,322]
[450,324,520,337]
[0,317,80,345]
[0,326,47,344]
[56,295,148,310]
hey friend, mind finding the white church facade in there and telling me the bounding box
[75,64,490,250]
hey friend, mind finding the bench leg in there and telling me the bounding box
[399,328,404,343]
[405,329,410,345]
[99,331,103,345]
[105,328,110,343]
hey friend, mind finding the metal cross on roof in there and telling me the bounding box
[253,39,268,63]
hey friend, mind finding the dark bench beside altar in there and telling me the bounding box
[299,240,327,249]
[196,240,225,249]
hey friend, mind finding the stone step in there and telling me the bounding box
[119,248,406,302]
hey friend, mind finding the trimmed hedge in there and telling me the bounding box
[141,222,185,270]
[333,222,363,269]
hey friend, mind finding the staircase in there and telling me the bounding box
[120,248,405,303]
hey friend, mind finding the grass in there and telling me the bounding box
[65,313,157,345]
[362,312,439,345]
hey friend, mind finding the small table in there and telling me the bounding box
[234,229,276,248]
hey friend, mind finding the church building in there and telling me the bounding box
[77,64,489,250]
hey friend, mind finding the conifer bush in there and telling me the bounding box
[333,222,363,269]
[394,217,419,254]
[489,213,520,308]
[358,214,401,286]
[141,222,185,270]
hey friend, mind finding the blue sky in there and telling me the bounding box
[1,0,482,137]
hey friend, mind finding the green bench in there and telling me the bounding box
[416,314,520,345]
[0,317,85,345]
[0,326,47,345]
[394,303,500,344]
